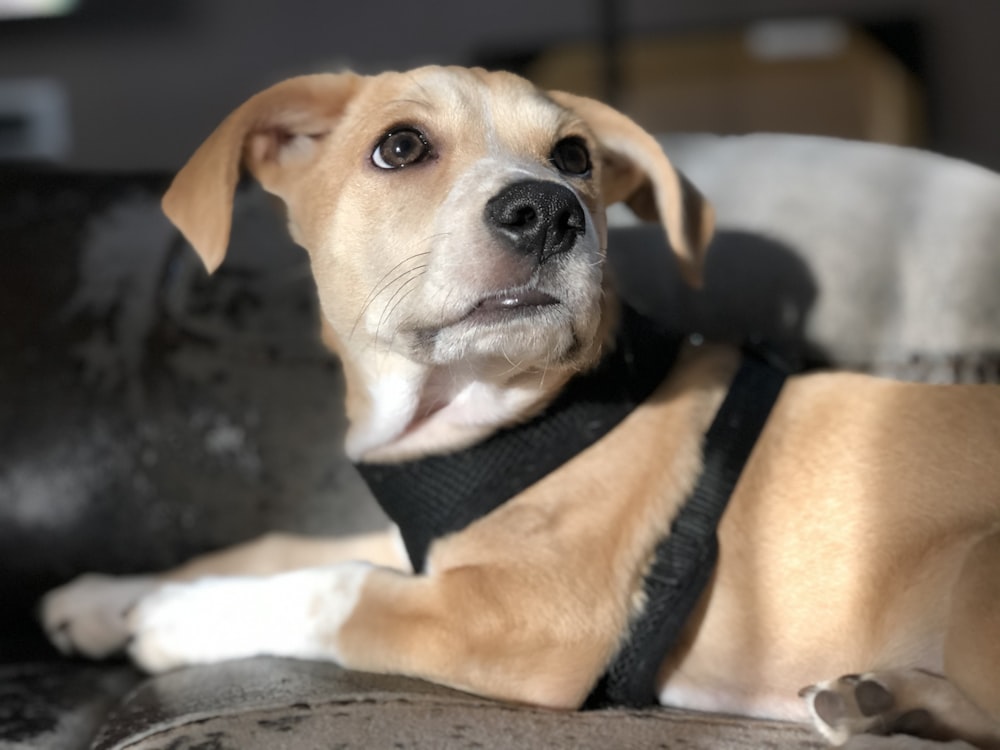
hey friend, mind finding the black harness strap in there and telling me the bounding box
[585,351,786,708]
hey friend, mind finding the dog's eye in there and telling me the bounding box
[550,137,591,176]
[372,128,431,169]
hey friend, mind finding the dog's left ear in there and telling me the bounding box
[549,91,713,287]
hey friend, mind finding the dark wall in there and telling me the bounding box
[2,0,1000,171]
[0,0,599,170]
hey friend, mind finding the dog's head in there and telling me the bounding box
[163,66,713,461]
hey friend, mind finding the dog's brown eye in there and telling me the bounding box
[550,137,591,176]
[372,128,431,169]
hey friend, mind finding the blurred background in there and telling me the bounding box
[2,0,1000,172]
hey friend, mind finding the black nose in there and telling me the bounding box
[484,180,586,262]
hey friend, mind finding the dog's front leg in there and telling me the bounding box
[129,561,612,709]
[41,528,406,660]
[127,562,374,673]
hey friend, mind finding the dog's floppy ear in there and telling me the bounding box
[162,73,362,273]
[548,91,713,287]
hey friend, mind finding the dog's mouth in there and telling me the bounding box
[406,286,572,360]
[461,288,560,324]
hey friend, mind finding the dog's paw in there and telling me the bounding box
[127,564,372,673]
[799,669,998,747]
[40,573,159,658]
[800,673,906,745]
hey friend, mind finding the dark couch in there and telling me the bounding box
[3,134,998,749]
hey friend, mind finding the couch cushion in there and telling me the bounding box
[89,659,825,750]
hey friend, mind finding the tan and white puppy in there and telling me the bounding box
[42,67,1000,748]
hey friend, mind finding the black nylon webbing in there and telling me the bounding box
[585,352,786,708]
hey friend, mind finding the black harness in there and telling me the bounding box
[356,306,786,708]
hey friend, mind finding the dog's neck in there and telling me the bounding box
[335,338,579,464]
[326,272,616,463]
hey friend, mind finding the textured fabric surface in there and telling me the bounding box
[88,659,827,750]
[0,663,139,750]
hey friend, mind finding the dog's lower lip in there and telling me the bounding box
[474,289,559,312]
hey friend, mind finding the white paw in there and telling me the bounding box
[127,563,372,673]
[800,671,938,746]
[40,573,160,658]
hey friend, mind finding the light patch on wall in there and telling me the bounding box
[744,18,850,61]
[0,78,71,162]
[0,0,77,19]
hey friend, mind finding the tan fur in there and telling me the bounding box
[45,66,1000,746]
[161,530,408,580]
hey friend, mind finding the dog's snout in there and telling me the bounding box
[484,180,585,262]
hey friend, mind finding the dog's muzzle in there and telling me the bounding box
[484,180,585,264]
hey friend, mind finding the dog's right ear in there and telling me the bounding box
[162,73,362,273]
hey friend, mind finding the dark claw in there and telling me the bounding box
[814,689,848,726]
[855,679,895,717]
